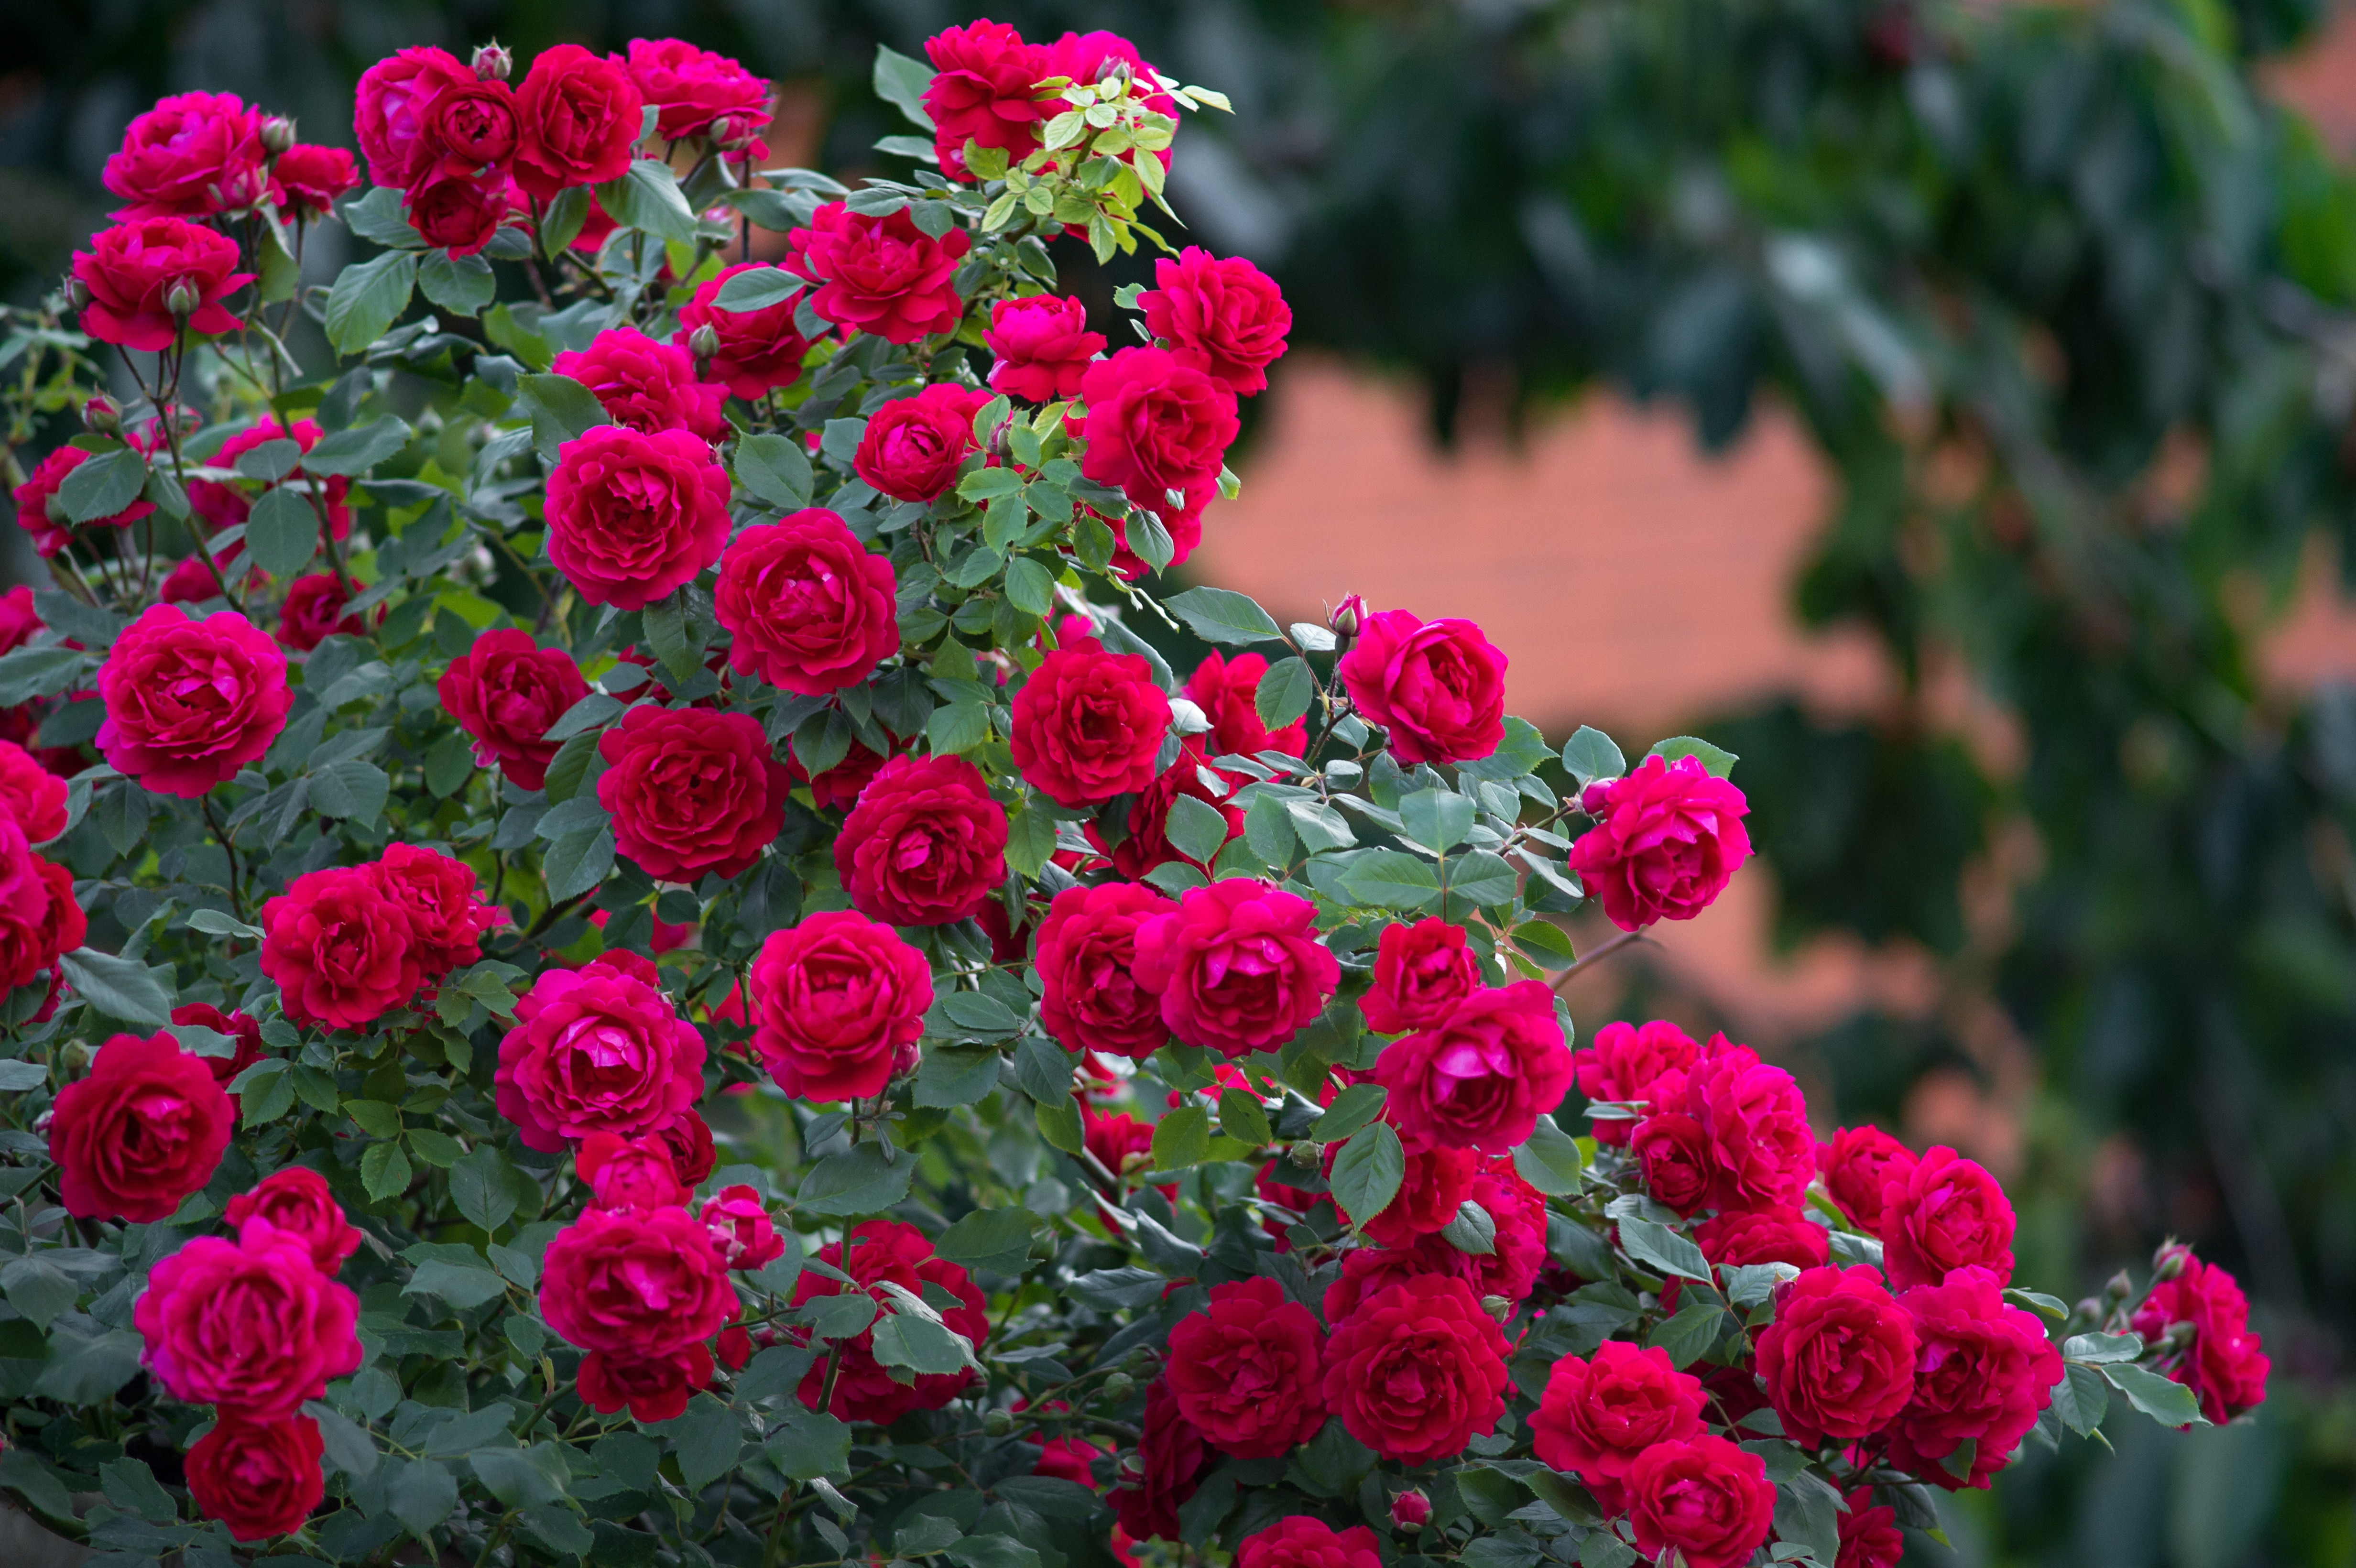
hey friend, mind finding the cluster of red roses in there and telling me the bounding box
[0,735,82,1013]
[256,842,501,1029]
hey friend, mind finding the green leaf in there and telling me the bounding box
[1149,1104,1212,1170]
[1457,715,1554,781]
[2102,1362,2208,1426]
[1560,725,1625,786]
[1034,1093,1085,1155]
[2062,1331,2145,1363]
[325,249,418,355]
[382,1455,460,1539]
[1217,1087,1271,1146]
[1648,735,1738,778]
[450,1145,521,1235]
[797,1143,914,1216]
[659,1394,743,1492]
[872,1310,975,1375]
[947,1539,1041,1568]
[766,1405,852,1479]
[928,700,993,755]
[58,447,147,524]
[542,824,615,902]
[1312,1082,1387,1143]
[2053,1362,2111,1436]
[934,1208,1037,1275]
[1773,1470,1843,1568]
[713,267,806,313]
[1445,849,1520,908]
[245,486,320,577]
[1328,1121,1405,1230]
[1004,556,1056,617]
[1126,506,1175,573]
[311,758,391,822]
[1338,849,1440,909]
[303,414,413,478]
[1005,802,1056,879]
[418,250,495,316]
[595,158,700,243]
[643,590,701,682]
[518,371,612,466]
[361,1141,413,1201]
[915,1046,1003,1108]
[471,1444,569,1508]
[404,1260,507,1309]
[734,432,814,511]
[1440,1198,1497,1256]
[1647,1300,1727,1368]
[58,947,175,1026]
[1618,1215,1712,1283]
[1,1257,76,1328]
[537,186,590,257]
[1164,587,1284,645]
[310,1402,381,1478]
[1254,655,1314,731]
[1512,1112,1585,1196]
[1163,793,1230,867]
[1400,789,1476,852]
[1243,792,1296,866]
[873,44,939,132]
[33,1325,141,1402]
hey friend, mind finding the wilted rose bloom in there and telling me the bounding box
[1566,752,1753,931]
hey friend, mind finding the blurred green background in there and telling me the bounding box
[8,1,2356,1562]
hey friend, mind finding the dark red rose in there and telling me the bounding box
[1567,752,1754,931]
[540,1205,735,1359]
[273,144,360,217]
[1663,1039,1816,1214]
[1820,1124,1918,1232]
[1343,1141,1478,1247]
[373,842,497,973]
[1752,1264,1918,1445]
[1318,1274,1510,1465]
[834,752,1008,926]
[1082,1104,1160,1187]
[74,217,253,351]
[1132,880,1340,1060]
[49,1030,233,1222]
[546,424,732,610]
[1010,644,1170,807]
[1083,739,1244,880]
[1880,1145,2016,1290]
[1360,917,1480,1036]
[656,1109,718,1184]
[1165,1276,1327,1458]
[854,382,991,501]
[185,1415,324,1542]
[674,263,815,398]
[1573,1018,1703,1146]
[1694,1205,1830,1271]
[0,740,69,843]
[1183,648,1307,759]
[0,853,84,995]
[1531,1340,1707,1502]
[575,1130,694,1209]
[552,327,727,439]
[1140,246,1292,396]
[1630,1112,1713,1215]
[103,91,266,218]
[403,170,514,257]
[436,628,589,792]
[1889,1264,2064,1487]
[512,44,645,201]
[15,443,155,556]
[275,573,367,651]
[597,705,791,881]
[0,587,38,652]
[224,1166,362,1277]
[787,731,895,812]
[1110,1376,1209,1542]
[1234,1516,1381,1568]
[792,1220,988,1423]
[578,1342,714,1424]
[1033,1429,1107,1489]
[1035,882,1178,1059]
[1335,606,1507,768]
[923,21,1050,179]
[785,202,971,344]
[624,38,769,142]
[1625,1434,1776,1568]
[1077,347,1238,523]
[260,865,423,1031]
[715,508,900,695]
[986,293,1105,401]
[2130,1246,2269,1426]
[1836,1487,1905,1568]
[353,46,471,186]
[1373,980,1574,1154]
[415,76,518,182]
[172,1002,267,1096]
[749,910,931,1101]
[1319,1243,1439,1324]
[718,1327,754,1372]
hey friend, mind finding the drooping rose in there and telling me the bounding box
[1010,644,1170,807]
[552,327,727,439]
[574,1130,693,1209]
[2129,1246,2269,1426]
[1566,752,1754,931]
[1879,1145,2016,1290]
[833,753,1008,926]
[674,263,815,398]
[1335,607,1508,768]
[923,21,1050,179]
[136,1221,363,1418]
[272,145,361,217]
[1530,1340,1707,1506]
[1624,1435,1776,1568]
[512,44,646,201]
[1165,1277,1327,1459]
[73,218,254,352]
[1081,739,1245,881]
[436,628,589,792]
[785,202,971,344]
[96,604,290,796]
[493,958,708,1152]
[1360,917,1481,1036]
[624,37,771,142]
[985,293,1105,401]
[14,443,155,557]
[577,1341,715,1424]
[853,382,991,502]
[1139,246,1293,396]
[103,91,266,218]
[713,509,899,695]
[1820,1124,1919,1233]
[1373,980,1575,1154]
[1110,1377,1210,1543]
[792,1220,988,1423]
[748,910,932,1101]
[1077,347,1238,523]
[1889,1264,2065,1488]
[1183,648,1308,759]
[48,1030,234,1222]
[1753,1264,1919,1445]
[372,842,498,975]
[184,1416,325,1542]
[1233,1517,1383,1568]
[1318,1274,1510,1465]
[546,425,732,611]
[1034,882,1178,1060]
[597,706,791,882]
[259,865,423,1031]
[540,1204,737,1358]
[224,1167,363,1277]
[1131,880,1340,1059]
[1694,1205,1831,1271]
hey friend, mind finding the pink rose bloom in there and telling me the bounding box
[1334,607,1508,767]
[748,910,933,1102]
[1880,1145,2016,1290]
[104,91,267,218]
[1372,980,1575,1154]
[1819,1123,1919,1232]
[700,1184,785,1269]
[1010,644,1171,807]
[47,1030,233,1223]
[493,958,709,1152]
[624,37,771,143]
[923,21,1050,179]
[1234,1517,1382,1568]
[272,144,360,216]
[785,202,971,344]
[985,294,1105,402]
[224,1168,363,1277]
[405,170,515,257]
[352,46,472,187]
[1566,752,1753,931]
[551,327,727,439]
[2130,1246,2269,1426]
[1130,880,1340,1060]
[73,218,253,352]
[1889,1265,2065,1488]
[136,1221,363,1419]
[1139,246,1293,396]
[1625,1435,1776,1568]
[540,1204,737,1358]
[576,1342,715,1425]
[575,1130,693,1209]
[545,425,732,611]
[1359,917,1481,1036]
[1344,1141,1478,1247]
[1317,1274,1509,1465]
[1573,1018,1703,1146]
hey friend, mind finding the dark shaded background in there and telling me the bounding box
[9,2,2356,1562]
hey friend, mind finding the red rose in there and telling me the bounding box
[352,46,470,186]
[547,425,732,610]
[15,443,155,556]
[103,91,266,218]
[224,1167,362,1277]
[494,958,708,1152]
[1344,1141,1478,1247]
[136,1222,362,1418]
[1035,882,1177,1060]
[854,382,990,502]
[1531,1340,1707,1500]
[791,1220,988,1423]
[48,1030,233,1222]
[405,170,514,256]
[1625,1434,1776,1568]
[2130,1247,2269,1425]
[96,604,290,797]
[1461,1159,1550,1304]
[1165,1277,1327,1459]
[700,1184,785,1269]
[787,731,895,811]
[785,202,971,344]
[1373,980,1574,1154]
[624,38,770,142]
[1235,1517,1381,1568]
[0,586,35,652]
[985,294,1105,401]
[74,217,253,353]
[553,327,727,440]
[1889,1265,2064,1487]
[1140,247,1292,397]
[597,706,790,881]
[578,1342,715,1424]
[169,1003,265,1113]
[436,628,589,792]
[1665,1040,1816,1214]
[1880,1145,2016,1290]
[1335,607,1508,768]
[1361,917,1480,1036]
[1082,740,1244,880]
[656,1109,717,1184]
[196,418,353,544]
[714,508,899,695]
[1820,1124,1918,1232]
[1077,347,1238,522]
[1694,1205,1830,1270]
[1752,1264,1918,1445]
[923,21,1050,179]
[373,842,497,974]
[1319,1274,1510,1464]
[576,1130,693,1209]
[273,573,364,652]
[540,1204,736,1358]
[1630,1112,1712,1215]
[272,144,360,217]
[512,44,645,201]
[1183,649,1307,760]
[0,852,83,995]
[674,263,814,398]
[833,753,1008,926]
[260,865,423,1031]
[1836,1488,1904,1568]
[718,1327,755,1372]
[1390,1492,1433,1531]
[418,77,519,181]
[0,740,68,843]
[749,910,932,1101]
[1044,33,1178,157]
[1111,1377,1210,1543]
[1082,1104,1159,1186]
[1573,1018,1702,1146]
[1010,644,1170,807]
[1132,880,1340,1059]
[185,1416,324,1542]
[1567,752,1754,931]
[1033,1431,1107,1489]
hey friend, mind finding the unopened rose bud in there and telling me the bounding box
[1390,1490,1432,1533]
[260,116,297,156]
[165,279,201,320]
[2075,1296,2104,1322]
[1120,1452,1146,1476]
[1329,592,1365,642]
[2161,1319,2195,1351]
[2103,1268,2134,1303]
[1479,1294,1512,1323]
[2152,1243,2190,1283]
[1287,1141,1319,1170]
[67,276,91,313]
[82,395,120,436]
[31,1109,53,1135]
[472,41,513,82]
[1102,1371,1134,1402]
[982,1407,1013,1437]
[709,115,738,145]
[689,324,721,363]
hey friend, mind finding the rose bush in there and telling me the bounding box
[0,25,2250,1568]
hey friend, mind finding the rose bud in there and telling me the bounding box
[473,41,513,81]
[709,115,738,145]
[67,276,91,312]
[1329,592,1365,641]
[261,116,297,156]
[165,279,201,319]
[1480,1294,1513,1323]
[1391,1491,1432,1533]
[1287,1141,1319,1170]
[1102,1371,1134,1402]
[983,1407,1013,1436]
[83,394,121,436]
[688,324,720,363]
[2153,1242,2188,1282]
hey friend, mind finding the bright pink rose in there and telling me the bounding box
[1664,1040,1816,1214]
[1531,1340,1707,1496]
[494,958,708,1152]
[15,443,155,556]
[575,1130,693,1209]
[272,145,360,217]
[1184,648,1308,759]
[512,44,645,201]
[1319,1275,1510,1465]
[352,46,471,186]
[73,217,253,352]
[260,865,422,1030]
[923,21,1050,179]
[546,424,732,610]
[1077,347,1238,524]
[1131,880,1340,1059]
[985,294,1104,401]
[1361,917,1480,1036]
[0,853,83,996]
[1837,1488,1905,1568]
[1140,247,1292,396]
[1234,1517,1382,1568]
[792,1220,988,1423]
[552,327,727,439]
[0,740,68,842]
[1625,1435,1776,1568]
[655,1109,717,1185]
[1335,607,1507,768]
[1880,1145,2016,1290]
[597,705,791,881]
[1344,1141,1479,1247]
[714,508,899,696]
[833,753,1008,926]
[624,37,770,142]
[1695,1205,1830,1271]
[224,1167,362,1276]
[96,603,290,797]
[1034,882,1178,1059]
[1110,1377,1210,1543]
[1165,1277,1327,1459]
[436,628,589,792]
[674,263,815,398]
[1082,739,1244,881]
[1567,752,1754,931]
[372,842,497,975]
[1572,1018,1702,1146]
[136,1220,362,1418]
[103,91,266,218]
[577,1342,714,1424]
[854,382,990,501]
[700,1184,785,1269]
[540,1204,736,1358]
[2131,1247,2269,1425]
[48,1030,233,1223]
[274,574,366,651]
[785,202,971,343]
[1889,1265,2065,1487]
[405,170,514,256]
[1010,644,1170,806]
[185,1415,324,1542]
[1753,1265,1918,1445]
[1373,980,1574,1154]
[748,910,932,1101]
[1820,1124,1919,1232]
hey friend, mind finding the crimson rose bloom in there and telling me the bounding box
[1373,980,1575,1154]
[854,382,990,501]
[96,604,290,796]
[174,1002,264,1098]
[185,1416,324,1542]
[625,37,770,142]
[1361,917,1481,1036]
[658,1110,718,1184]
[1111,1377,1210,1542]
[546,425,732,611]
[540,1204,736,1357]
[1082,740,1245,880]
[1625,1434,1776,1568]
[1335,607,1508,768]
[373,842,497,974]
[1668,1040,1816,1214]
[576,1131,693,1209]
[1630,1111,1713,1215]
[674,264,814,398]
[787,203,971,343]
[1837,1488,1905,1568]
[1140,247,1293,397]
[1010,644,1170,806]
[597,706,790,881]
[792,1220,988,1423]
[1695,1205,1831,1270]
[224,1167,362,1277]
[1082,1105,1159,1187]
[15,443,155,556]
[701,1185,785,1269]
[787,732,895,812]
[1572,1018,1702,1146]
[103,91,265,218]
[1531,1340,1707,1500]
[1235,1517,1382,1568]
[137,1222,362,1418]
[1319,1275,1510,1465]
[353,46,469,186]
[260,865,423,1031]
[1346,1141,1479,1248]
[1461,1160,1549,1304]
[406,171,513,257]
[275,574,366,651]
[494,958,708,1152]
[924,21,1049,178]
[985,294,1105,401]
[1567,752,1754,931]
[1820,1124,1919,1232]
[715,508,900,696]
[0,740,68,842]
[436,628,589,791]
[2130,1247,2270,1425]
[415,77,518,183]
[1880,1145,2016,1290]
[74,216,253,354]
[1889,1265,2064,1487]
[513,44,645,201]
[578,1342,715,1424]
[1753,1265,1918,1445]
[1132,880,1340,1059]
[273,145,361,217]
[1184,648,1308,759]
[834,753,1008,926]
[1078,347,1238,520]
[1035,882,1177,1059]
[1390,1492,1433,1531]
[749,910,932,1101]
[48,1030,232,1222]
[552,327,727,439]
[0,853,83,994]
[1165,1277,1327,1459]
[1318,1244,1440,1335]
